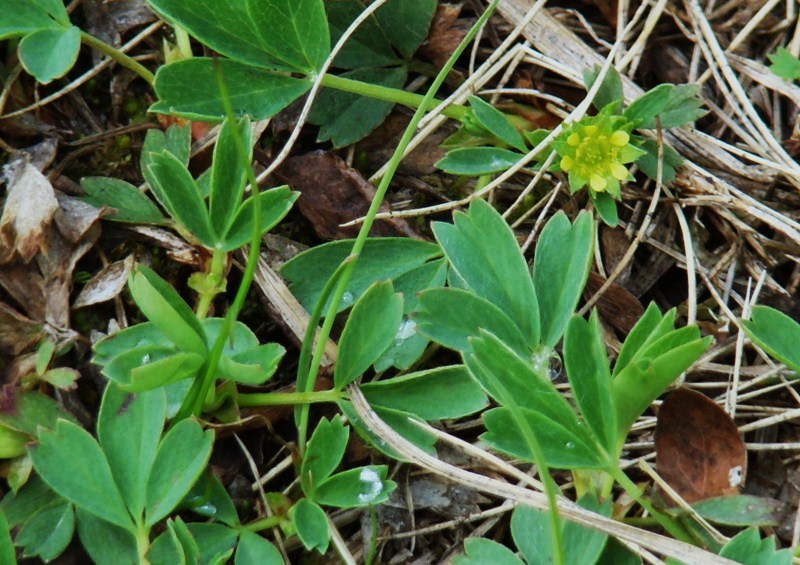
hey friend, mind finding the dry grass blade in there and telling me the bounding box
[348,385,738,564]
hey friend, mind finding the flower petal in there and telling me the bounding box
[610,162,630,180]
[589,173,607,191]
[560,155,574,171]
[610,130,630,146]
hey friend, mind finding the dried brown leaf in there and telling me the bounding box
[655,388,747,505]
[276,151,418,240]
[584,271,645,335]
[0,159,59,263]
[0,302,43,356]
[418,3,467,69]
[73,255,135,309]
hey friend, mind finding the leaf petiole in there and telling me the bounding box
[321,74,468,121]
[79,31,155,85]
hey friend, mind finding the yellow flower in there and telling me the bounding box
[553,112,644,199]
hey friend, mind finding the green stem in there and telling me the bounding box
[174,60,262,422]
[295,2,499,455]
[244,515,284,532]
[608,465,694,543]
[174,27,193,59]
[79,31,155,85]
[320,74,468,121]
[195,250,227,320]
[483,372,564,565]
[135,526,151,565]
[238,390,343,407]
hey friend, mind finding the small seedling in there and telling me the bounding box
[768,47,800,82]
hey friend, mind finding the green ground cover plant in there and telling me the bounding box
[1,0,799,564]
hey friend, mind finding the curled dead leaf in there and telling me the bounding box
[73,255,135,309]
[1,158,59,263]
[655,388,747,505]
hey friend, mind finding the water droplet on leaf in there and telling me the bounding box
[357,467,383,504]
[530,347,562,381]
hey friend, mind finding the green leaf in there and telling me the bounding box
[583,65,623,113]
[634,138,681,183]
[643,84,706,128]
[768,47,800,81]
[165,518,199,564]
[148,523,238,565]
[512,494,611,565]
[334,281,403,389]
[325,0,400,68]
[690,495,781,527]
[465,331,579,429]
[145,151,216,246]
[374,0,436,58]
[373,324,429,372]
[511,503,552,565]
[39,367,78,390]
[309,66,407,147]
[202,318,259,353]
[76,508,138,565]
[282,238,442,313]
[590,190,619,226]
[235,530,284,565]
[179,471,239,527]
[433,199,540,345]
[564,312,616,455]
[371,258,446,372]
[612,302,664,378]
[0,510,15,565]
[453,538,523,565]
[741,305,800,373]
[0,390,78,437]
[142,124,191,168]
[360,365,488,420]
[481,406,603,468]
[18,25,80,83]
[145,419,214,527]
[219,343,285,385]
[302,416,348,496]
[533,211,594,347]
[465,332,601,468]
[719,528,791,565]
[27,0,70,24]
[30,420,133,530]
[80,177,165,224]
[97,383,166,519]
[314,466,396,508]
[128,265,208,356]
[220,187,298,251]
[0,0,63,39]
[468,96,527,152]
[209,117,252,238]
[148,0,329,73]
[0,476,60,528]
[16,500,73,562]
[623,84,672,127]
[289,498,329,554]
[598,539,642,565]
[151,58,311,121]
[104,347,204,390]
[338,401,437,459]
[612,333,712,444]
[415,288,530,355]
[436,147,524,175]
